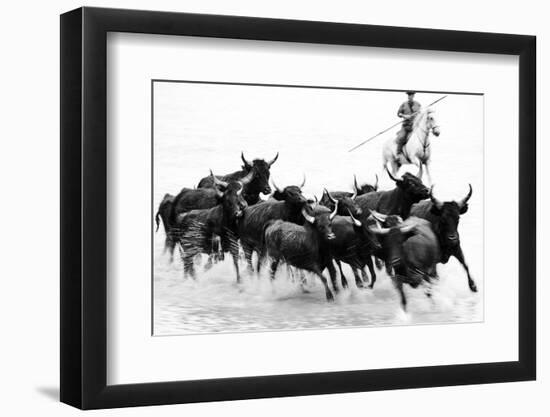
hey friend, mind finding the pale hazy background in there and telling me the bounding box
[153,81,484,335]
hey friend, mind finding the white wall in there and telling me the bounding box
[0,0,545,415]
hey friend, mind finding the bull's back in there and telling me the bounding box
[197,170,245,189]
[174,188,219,214]
[355,191,385,213]
[264,222,317,269]
[197,176,214,189]
[410,200,436,222]
[238,202,287,245]
[402,218,440,268]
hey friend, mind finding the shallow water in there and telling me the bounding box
[154,253,482,335]
[152,84,484,335]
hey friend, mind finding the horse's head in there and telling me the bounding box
[426,108,441,137]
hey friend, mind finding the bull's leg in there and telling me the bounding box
[365,257,377,288]
[336,260,349,289]
[203,256,214,272]
[256,247,267,275]
[242,243,256,275]
[231,250,242,284]
[182,253,196,280]
[453,247,477,292]
[352,268,364,289]
[211,235,223,262]
[298,270,309,293]
[326,261,340,293]
[313,268,335,302]
[269,259,280,281]
[392,276,407,310]
[166,236,176,263]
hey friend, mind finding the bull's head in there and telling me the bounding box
[271,175,307,205]
[347,209,381,251]
[302,202,338,241]
[386,166,430,203]
[429,184,472,247]
[322,188,363,218]
[210,170,250,218]
[366,210,416,269]
[241,151,279,195]
[354,174,378,194]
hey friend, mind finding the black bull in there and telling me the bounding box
[376,216,441,310]
[238,183,310,273]
[410,184,477,292]
[155,170,254,260]
[354,168,430,219]
[264,205,338,301]
[197,152,279,205]
[173,180,248,282]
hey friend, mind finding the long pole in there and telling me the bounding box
[347,95,447,153]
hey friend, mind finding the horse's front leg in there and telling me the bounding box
[423,161,433,187]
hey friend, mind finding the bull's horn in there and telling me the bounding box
[373,174,379,191]
[241,151,253,168]
[368,209,387,224]
[302,207,315,224]
[239,169,255,186]
[267,152,279,167]
[210,169,228,188]
[347,208,362,227]
[271,178,282,193]
[458,184,473,208]
[430,185,444,210]
[330,200,338,221]
[323,188,338,205]
[299,173,306,189]
[367,222,391,235]
[398,223,417,234]
[308,196,318,210]
[351,175,358,200]
[385,166,399,182]
[311,196,319,209]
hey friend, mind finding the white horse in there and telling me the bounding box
[382,107,441,185]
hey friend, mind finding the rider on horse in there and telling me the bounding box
[396,91,421,158]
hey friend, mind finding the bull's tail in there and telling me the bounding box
[260,220,277,251]
[155,193,174,233]
[155,211,161,232]
[257,220,277,272]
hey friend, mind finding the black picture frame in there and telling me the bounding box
[60,6,536,410]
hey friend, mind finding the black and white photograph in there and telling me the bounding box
[153,81,483,335]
